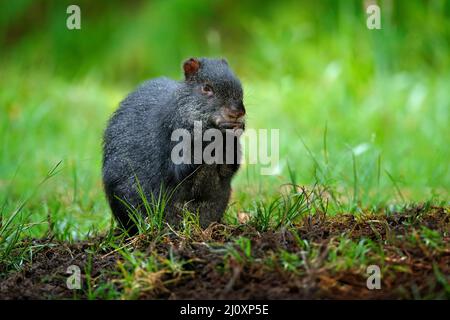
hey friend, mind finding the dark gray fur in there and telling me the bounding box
[102,58,245,233]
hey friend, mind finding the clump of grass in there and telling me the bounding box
[279,249,304,274]
[225,236,253,264]
[114,166,205,236]
[113,173,170,236]
[178,208,202,239]
[327,237,383,272]
[250,188,311,232]
[0,161,62,275]
[111,246,193,299]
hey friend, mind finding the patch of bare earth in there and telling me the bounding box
[0,205,448,299]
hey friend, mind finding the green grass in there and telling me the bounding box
[0,0,448,298]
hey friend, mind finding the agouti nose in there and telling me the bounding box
[228,103,246,119]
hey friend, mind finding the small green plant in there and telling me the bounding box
[279,249,303,274]
[178,208,201,239]
[420,227,444,251]
[115,182,170,236]
[327,237,381,271]
[113,245,193,299]
[225,236,253,264]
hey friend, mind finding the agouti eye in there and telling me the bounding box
[201,84,214,96]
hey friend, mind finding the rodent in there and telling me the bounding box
[102,57,246,234]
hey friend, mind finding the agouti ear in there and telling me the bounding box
[183,58,200,80]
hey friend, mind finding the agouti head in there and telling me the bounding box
[181,57,246,131]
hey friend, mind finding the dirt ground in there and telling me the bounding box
[0,205,448,299]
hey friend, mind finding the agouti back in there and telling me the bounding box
[102,57,246,234]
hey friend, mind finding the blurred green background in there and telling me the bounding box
[0,0,449,237]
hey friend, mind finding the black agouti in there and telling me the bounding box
[102,57,246,234]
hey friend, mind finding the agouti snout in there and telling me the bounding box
[217,103,246,130]
[102,57,246,234]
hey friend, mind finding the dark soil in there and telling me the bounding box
[1,205,448,299]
